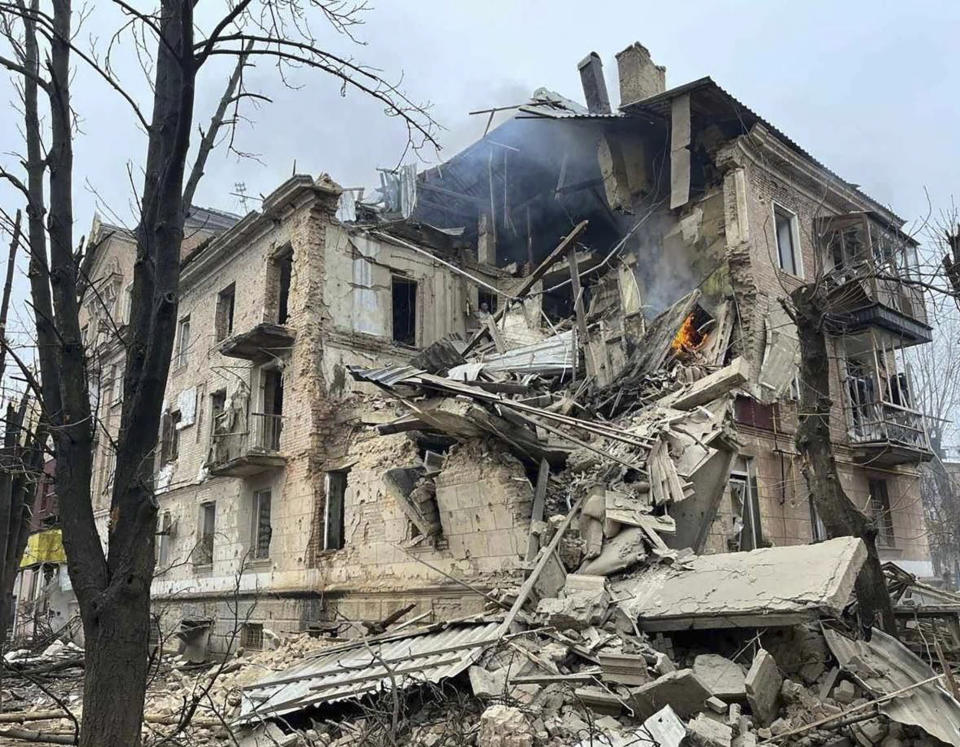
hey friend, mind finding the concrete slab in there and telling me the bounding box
[612,537,867,632]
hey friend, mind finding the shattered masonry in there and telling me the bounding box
[59,41,935,655]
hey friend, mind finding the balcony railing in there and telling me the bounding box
[848,400,930,451]
[250,412,283,452]
[826,258,928,328]
[207,410,285,477]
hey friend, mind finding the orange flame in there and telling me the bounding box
[672,313,707,354]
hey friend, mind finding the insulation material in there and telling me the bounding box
[757,299,800,402]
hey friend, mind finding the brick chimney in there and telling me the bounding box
[577,52,611,115]
[615,42,666,106]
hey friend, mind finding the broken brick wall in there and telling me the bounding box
[703,134,930,569]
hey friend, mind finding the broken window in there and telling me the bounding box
[241,622,264,650]
[252,489,272,560]
[729,457,762,551]
[156,510,173,568]
[268,248,293,325]
[256,368,283,451]
[197,502,216,565]
[324,470,348,551]
[160,410,181,463]
[868,478,895,547]
[210,390,226,446]
[774,205,801,277]
[215,283,236,341]
[391,276,417,346]
[478,289,497,315]
[175,315,191,368]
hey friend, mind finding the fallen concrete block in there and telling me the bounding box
[688,712,734,747]
[478,704,534,747]
[535,589,608,630]
[832,679,856,705]
[745,649,781,727]
[630,668,712,720]
[659,356,749,410]
[612,537,866,632]
[469,665,508,698]
[694,654,746,700]
[598,652,650,686]
[574,685,623,715]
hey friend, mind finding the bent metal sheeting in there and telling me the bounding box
[237,621,500,723]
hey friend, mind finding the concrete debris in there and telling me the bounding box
[611,537,868,632]
[478,704,535,747]
[641,705,687,747]
[745,649,782,727]
[688,712,734,747]
[695,654,747,700]
[631,668,712,719]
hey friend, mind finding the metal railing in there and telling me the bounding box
[825,258,928,328]
[848,399,930,451]
[250,412,283,452]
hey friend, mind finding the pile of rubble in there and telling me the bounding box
[217,568,960,746]
[213,224,960,745]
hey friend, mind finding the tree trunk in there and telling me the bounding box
[74,3,197,744]
[791,286,896,635]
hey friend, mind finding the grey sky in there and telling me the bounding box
[1,1,958,394]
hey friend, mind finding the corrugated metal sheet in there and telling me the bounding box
[823,627,960,745]
[448,330,578,378]
[348,365,424,388]
[237,622,499,723]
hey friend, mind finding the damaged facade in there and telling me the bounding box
[72,42,933,653]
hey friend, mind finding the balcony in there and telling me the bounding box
[819,213,931,346]
[219,323,295,362]
[207,412,286,477]
[847,401,933,467]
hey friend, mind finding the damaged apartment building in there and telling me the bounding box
[75,41,934,651]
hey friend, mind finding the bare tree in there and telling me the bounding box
[777,200,960,635]
[0,210,47,647]
[0,2,437,745]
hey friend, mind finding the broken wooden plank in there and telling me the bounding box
[498,493,585,634]
[483,315,507,353]
[526,459,550,562]
[568,243,590,346]
[510,670,601,685]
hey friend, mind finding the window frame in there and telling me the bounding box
[868,478,896,548]
[251,489,272,560]
[197,501,216,566]
[175,315,191,368]
[772,202,804,278]
[215,283,236,342]
[324,470,348,551]
[391,275,418,346]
